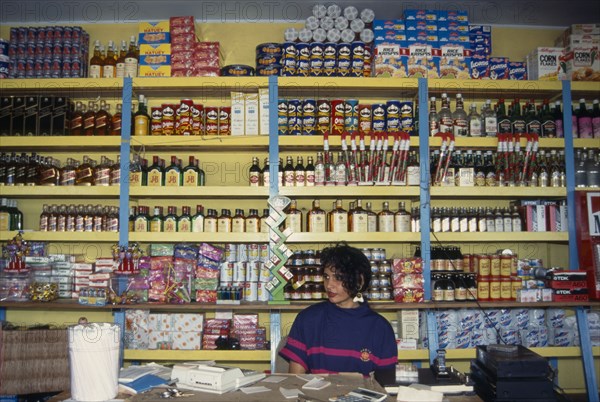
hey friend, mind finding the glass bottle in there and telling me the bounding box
[286,199,303,233]
[378,201,394,232]
[65,204,76,232]
[525,99,541,135]
[249,156,261,187]
[182,156,205,186]
[307,199,326,232]
[438,92,453,133]
[432,273,444,301]
[245,209,260,233]
[89,40,103,78]
[217,209,232,232]
[349,199,368,232]
[537,150,549,187]
[106,206,119,232]
[133,94,150,136]
[178,206,192,232]
[38,203,50,231]
[575,149,588,187]
[443,274,455,301]
[411,206,420,233]
[592,99,600,138]
[232,209,246,232]
[278,157,284,187]
[163,206,178,233]
[577,98,593,138]
[394,201,411,232]
[261,157,270,187]
[541,99,557,138]
[429,96,439,136]
[305,156,315,186]
[314,152,326,186]
[441,207,450,232]
[468,207,478,232]
[133,206,149,232]
[485,207,495,232]
[283,155,295,187]
[511,206,522,232]
[477,207,487,232]
[554,100,564,138]
[586,149,600,188]
[294,156,306,187]
[147,155,163,186]
[110,156,121,186]
[76,155,94,186]
[164,155,182,187]
[467,103,482,137]
[192,205,205,232]
[93,204,104,232]
[124,35,138,78]
[325,151,336,186]
[503,207,512,232]
[83,204,94,232]
[335,151,347,186]
[47,204,58,232]
[450,207,460,233]
[365,201,378,232]
[150,206,164,232]
[83,101,96,136]
[129,154,143,187]
[452,93,468,136]
[70,101,84,135]
[496,98,511,134]
[483,99,497,137]
[494,207,504,232]
[115,39,127,78]
[329,199,348,232]
[102,40,117,78]
[259,208,270,233]
[110,103,122,136]
[510,98,526,134]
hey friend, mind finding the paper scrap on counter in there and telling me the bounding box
[279,387,303,399]
[240,386,271,394]
[262,376,287,383]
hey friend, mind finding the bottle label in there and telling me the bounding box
[130,171,142,186]
[107,218,119,232]
[556,119,564,137]
[75,216,84,231]
[89,64,101,78]
[193,216,205,232]
[443,289,455,301]
[432,218,441,232]
[134,115,149,136]
[102,65,115,78]
[150,220,162,232]
[178,218,191,232]
[124,57,138,77]
[183,171,198,186]
[495,218,504,232]
[498,118,511,133]
[394,215,411,232]
[579,117,593,138]
[262,171,270,187]
[112,116,122,133]
[468,218,477,232]
[441,217,450,232]
[288,214,302,233]
[217,218,231,232]
[475,170,486,186]
[432,289,444,301]
[94,167,111,185]
[40,167,57,183]
[83,216,93,232]
[309,214,326,232]
[110,169,120,185]
[485,116,497,135]
[295,171,305,186]
[453,119,468,136]
[351,213,368,232]
[116,62,125,78]
[332,213,348,232]
[245,217,259,232]
[165,170,180,186]
[95,115,107,131]
[450,217,460,232]
[315,166,326,185]
[83,115,95,131]
[48,216,57,231]
[249,172,260,186]
[93,216,103,232]
[459,218,468,233]
[379,216,394,232]
[284,171,295,186]
[70,116,83,132]
[164,218,177,232]
[232,218,245,232]
[76,167,93,183]
[503,217,512,232]
[0,212,11,231]
[66,217,75,232]
[367,216,377,232]
[147,170,162,186]
[407,166,420,186]
[469,119,482,136]
[592,117,600,138]
[542,120,557,137]
[306,171,315,186]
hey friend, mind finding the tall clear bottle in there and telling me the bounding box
[452,94,468,136]
[124,35,138,78]
[438,93,453,133]
[483,99,497,137]
[429,97,439,136]
[467,103,482,137]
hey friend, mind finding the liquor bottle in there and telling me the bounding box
[294,156,306,186]
[245,209,260,233]
[76,155,94,185]
[278,157,284,186]
[329,199,348,232]
[591,99,600,138]
[81,204,93,232]
[511,206,522,231]
[438,93,453,133]
[192,205,205,232]
[94,156,111,186]
[307,199,326,232]
[0,199,11,231]
[459,207,468,232]
[477,207,487,232]
[163,206,178,232]
[286,199,303,233]
[485,207,495,232]
[474,150,485,186]
[259,208,270,232]
[440,207,450,232]
[109,156,121,186]
[525,99,541,135]
[577,98,593,138]
[314,152,326,186]
[116,39,127,78]
[124,35,138,78]
[134,95,150,136]
[431,207,441,232]
[394,201,411,232]
[182,156,205,186]
[133,206,149,232]
[539,99,556,138]
[261,157,270,187]
[38,203,50,231]
[217,209,232,232]
[452,93,468,136]
[335,151,347,186]
[502,207,512,232]
[305,156,315,186]
[412,206,421,232]
[249,157,261,187]
[496,99,511,134]
[283,156,295,187]
[70,101,84,135]
[325,151,336,186]
[150,206,164,232]
[554,100,564,138]
[14,153,27,186]
[25,153,38,186]
[571,105,579,137]
[586,149,600,188]
[232,209,246,232]
[482,99,497,137]
[102,40,117,78]
[365,201,377,232]
[110,103,122,136]
[429,96,439,136]
[537,150,549,187]
[89,40,103,78]
[65,204,76,232]
[94,100,111,136]
[92,204,104,232]
[177,206,192,232]
[147,155,164,186]
[164,156,182,187]
[467,103,482,137]
[349,199,368,232]
[129,155,142,187]
[494,207,504,232]
[378,201,394,232]
[510,98,526,134]
[83,101,96,136]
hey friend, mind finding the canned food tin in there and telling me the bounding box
[351,19,366,33]
[220,64,255,76]
[511,277,522,300]
[500,255,512,277]
[287,99,301,135]
[500,278,512,300]
[357,104,372,134]
[204,106,219,135]
[511,254,518,276]
[259,244,269,262]
[225,243,238,262]
[53,26,63,42]
[369,261,379,274]
[341,29,356,43]
[244,281,258,302]
[330,99,345,135]
[257,282,270,301]
[0,56,9,79]
[309,42,324,76]
[296,42,310,77]
[177,99,193,135]
[344,99,358,132]
[477,277,490,301]
[371,103,386,132]
[378,260,392,274]
[386,100,401,132]
[247,243,259,261]
[490,255,501,277]
[302,99,316,135]
[370,276,380,287]
[372,248,386,261]
[245,261,259,282]
[192,104,204,135]
[283,28,299,42]
[161,104,176,135]
[336,43,351,77]
[218,107,231,135]
[380,286,392,300]
[489,277,501,301]
[233,261,246,282]
[277,99,288,135]
[316,99,331,135]
[313,28,327,43]
[298,29,313,43]
[256,42,283,54]
[323,42,337,77]
[378,273,391,287]
[321,16,335,31]
[476,254,490,277]
[256,64,281,76]
[350,41,365,77]
[151,107,162,135]
[220,262,234,282]
[237,243,248,261]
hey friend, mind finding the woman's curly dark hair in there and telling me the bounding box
[321,243,371,296]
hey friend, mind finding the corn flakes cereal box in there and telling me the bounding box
[526,47,563,80]
[437,43,471,79]
[562,44,600,81]
[374,41,408,78]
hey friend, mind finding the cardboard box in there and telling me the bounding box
[563,43,600,81]
[139,21,170,33]
[245,92,259,135]
[258,87,270,135]
[526,47,564,80]
[436,43,471,79]
[399,309,419,339]
[374,42,408,78]
[38,95,53,136]
[139,65,171,77]
[230,91,245,135]
[51,96,68,135]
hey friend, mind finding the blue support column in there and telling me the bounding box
[418,77,437,365]
[270,310,281,373]
[114,310,126,368]
[548,357,558,386]
[0,308,5,322]
[576,307,599,402]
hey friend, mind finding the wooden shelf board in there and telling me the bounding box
[0,136,122,150]
[286,232,421,243]
[129,232,270,243]
[278,135,420,149]
[129,186,268,198]
[0,231,118,242]
[430,187,566,198]
[427,79,563,99]
[0,186,120,198]
[123,349,271,361]
[575,187,600,192]
[428,137,565,149]
[444,346,600,360]
[573,139,600,149]
[0,78,123,97]
[278,186,420,198]
[432,232,568,242]
[129,135,270,150]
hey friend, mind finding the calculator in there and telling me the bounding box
[329,387,388,402]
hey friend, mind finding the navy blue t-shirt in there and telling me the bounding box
[279,301,398,375]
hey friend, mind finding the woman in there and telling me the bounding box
[279,243,398,377]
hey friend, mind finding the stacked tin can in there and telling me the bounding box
[150,98,231,135]
[255,43,282,77]
[283,249,325,301]
[4,26,89,79]
[362,248,394,301]
[219,243,271,302]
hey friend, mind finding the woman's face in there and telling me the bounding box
[324,265,358,309]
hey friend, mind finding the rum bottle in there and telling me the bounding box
[307,199,326,232]
[329,199,348,232]
[286,199,303,233]
[378,201,394,232]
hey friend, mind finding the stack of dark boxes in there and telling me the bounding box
[0,95,69,136]
[470,345,556,402]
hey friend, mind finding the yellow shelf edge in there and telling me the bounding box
[430,187,566,197]
[573,139,600,149]
[287,232,420,243]
[0,137,122,148]
[0,186,120,197]
[0,231,118,242]
[129,135,270,148]
[575,187,600,192]
[0,78,123,90]
[129,232,270,243]
[433,232,568,242]
[123,349,271,361]
[129,186,268,197]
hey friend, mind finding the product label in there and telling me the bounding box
[102,65,115,78]
[164,217,177,232]
[134,115,149,135]
[332,213,348,232]
[217,218,231,232]
[130,171,142,186]
[178,218,191,232]
[165,170,180,186]
[147,170,162,186]
[89,64,101,78]
[287,214,302,233]
[379,216,394,232]
[309,214,326,232]
[150,220,162,232]
[351,213,368,232]
[124,57,138,77]
[232,218,245,232]
[192,216,205,232]
[394,215,411,232]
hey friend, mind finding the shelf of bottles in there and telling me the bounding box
[0,231,118,242]
[128,232,269,243]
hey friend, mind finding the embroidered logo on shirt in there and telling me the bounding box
[360,348,372,362]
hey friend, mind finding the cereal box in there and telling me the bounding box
[526,47,564,80]
[437,43,471,79]
[562,44,600,81]
[488,57,509,79]
[470,54,489,79]
[138,21,170,33]
[374,42,408,78]
[508,61,527,80]
[407,42,436,78]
